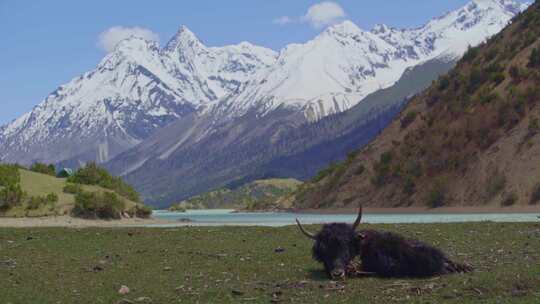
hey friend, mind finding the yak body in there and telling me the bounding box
[311,224,471,278]
[358,230,468,277]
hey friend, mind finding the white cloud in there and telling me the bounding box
[302,2,346,28]
[98,26,160,52]
[273,2,346,29]
[273,16,295,25]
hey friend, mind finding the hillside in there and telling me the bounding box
[294,2,540,209]
[0,168,146,218]
[169,178,302,211]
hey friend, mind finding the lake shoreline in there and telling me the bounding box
[2,206,539,228]
[288,206,540,215]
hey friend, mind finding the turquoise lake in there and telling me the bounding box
[151,209,540,227]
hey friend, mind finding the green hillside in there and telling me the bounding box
[0,165,150,218]
[169,178,302,211]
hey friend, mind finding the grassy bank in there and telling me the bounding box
[0,222,539,303]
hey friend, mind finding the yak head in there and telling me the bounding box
[296,207,363,279]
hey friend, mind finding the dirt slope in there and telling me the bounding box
[294,3,540,209]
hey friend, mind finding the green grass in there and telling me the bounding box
[0,222,538,303]
[3,170,138,217]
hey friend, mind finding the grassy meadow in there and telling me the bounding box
[0,222,538,303]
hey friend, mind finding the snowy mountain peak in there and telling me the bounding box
[471,0,528,12]
[371,24,392,34]
[325,20,363,35]
[164,25,203,51]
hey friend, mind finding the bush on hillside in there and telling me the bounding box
[128,204,152,219]
[501,192,518,207]
[528,47,540,68]
[485,171,506,200]
[426,180,447,208]
[0,164,24,211]
[68,162,140,202]
[462,46,480,63]
[0,164,21,188]
[72,190,126,220]
[530,183,540,205]
[371,151,394,187]
[26,193,58,211]
[400,111,418,129]
[29,163,56,176]
[63,183,82,194]
[0,184,25,211]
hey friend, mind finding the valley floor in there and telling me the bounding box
[0,223,538,303]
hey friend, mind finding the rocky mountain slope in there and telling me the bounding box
[293,1,540,208]
[0,0,528,206]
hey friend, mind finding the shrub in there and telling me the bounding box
[131,205,152,219]
[46,192,59,203]
[29,163,56,176]
[528,47,540,68]
[477,90,500,105]
[26,193,58,211]
[0,184,25,211]
[509,66,521,81]
[490,72,505,86]
[462,46,479,63]
[312,161,346,183]
[468,68,487,93]
[72,190,126,220]
[68,163,140,202]
[63,183,82,194]
[486,172,506,199]
[169,204,187,212]
[400,111,418,129]
[501,192,518,207]
[0,164,20,187]
[404,160,422,178]
[426,181,446,208]
[354,164,365,175]
[438,76,450,91]
[530,183,540,205]
[402,177,416,196]
[371,151,394,187]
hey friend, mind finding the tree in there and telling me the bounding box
[528,47,540,68]
[29,162,56,176]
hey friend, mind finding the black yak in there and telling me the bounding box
[296,207,472,279]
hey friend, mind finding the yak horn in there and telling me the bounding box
[352,206,363,230]
[296,218,316,240]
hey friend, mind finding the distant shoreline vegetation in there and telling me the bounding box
[0,162,151,219]
[168,178,302,211]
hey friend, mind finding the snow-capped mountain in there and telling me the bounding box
[0,28,277,165]
[223,0,530,122]
[0,0,528,171]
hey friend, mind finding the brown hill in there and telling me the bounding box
[293,2,540,209]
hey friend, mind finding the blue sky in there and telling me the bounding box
[0,0,527,125]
